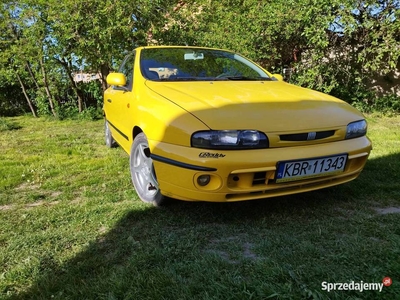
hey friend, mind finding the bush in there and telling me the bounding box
[0,85,29,117]
[372,94,400,114]
[77,107,103,121]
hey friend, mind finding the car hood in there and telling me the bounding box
[145,81,364,132]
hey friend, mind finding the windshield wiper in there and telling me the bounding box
[213,76,272,81]
[157,77,205,82]
[222,76,272,81]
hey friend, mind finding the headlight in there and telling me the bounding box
[191,130,269,149]
[346,120,367,139]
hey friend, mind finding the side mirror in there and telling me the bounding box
[271,74,284,81]
[106,73,127,86]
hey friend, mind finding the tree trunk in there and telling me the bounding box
[15,71,38,118]
[39,57,57,117]
[25,61,40,90]
[100,63,110,92]
[56,57,84,112]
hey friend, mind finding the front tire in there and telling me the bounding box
[130,133,165,206]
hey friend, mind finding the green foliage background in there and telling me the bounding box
[1,0,399,117]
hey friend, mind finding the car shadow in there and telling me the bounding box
[12,151,400,299]
[11,100,398,298]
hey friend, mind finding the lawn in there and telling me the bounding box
[0,114,399,299]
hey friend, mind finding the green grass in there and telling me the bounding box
[0,114,399,300]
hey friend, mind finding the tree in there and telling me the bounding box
[1,1,182,116]
[322,0,400,105]
[1,0,399,116]
[158,0,400,108]
[47,0,179,92]
[0,2,58,117]
[0,3,38,117]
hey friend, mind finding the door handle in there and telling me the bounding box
[107,99,112,103]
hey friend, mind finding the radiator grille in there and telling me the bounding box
[280,130,335,141]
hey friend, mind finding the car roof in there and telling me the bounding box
[136,45,234,53]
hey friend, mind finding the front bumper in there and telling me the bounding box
[150,136,372,202]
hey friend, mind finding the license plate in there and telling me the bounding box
[276,154,347,183]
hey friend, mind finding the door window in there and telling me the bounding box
[116,52,135,91]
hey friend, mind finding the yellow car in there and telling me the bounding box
[103,46,372,205]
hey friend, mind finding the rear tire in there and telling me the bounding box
[130,133,165,206]
[105,120,116,148]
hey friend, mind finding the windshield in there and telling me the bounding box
[140,48,271,81]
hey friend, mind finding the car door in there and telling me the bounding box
[104,52,136,151]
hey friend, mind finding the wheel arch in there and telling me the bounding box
[132,126,143,142]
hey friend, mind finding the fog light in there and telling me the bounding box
[197,175,211,186]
